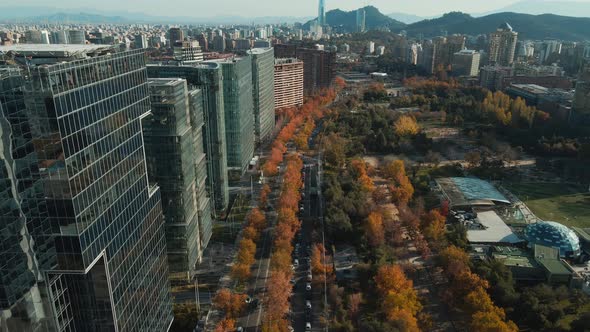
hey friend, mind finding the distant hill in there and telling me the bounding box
[387,12,427,24]
[481,1,590,18]
[25,12,129,24]
[0,7,311,25]
[405,11,590,40]
[304,6,406,32]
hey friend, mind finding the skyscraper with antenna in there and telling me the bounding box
[318,0,326,26]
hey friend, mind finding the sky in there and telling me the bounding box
[8,0,588,18]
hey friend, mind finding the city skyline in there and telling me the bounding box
[3,0,590,20]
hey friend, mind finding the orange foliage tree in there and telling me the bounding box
[351,159,375,192]
[213,289,247,319]
[365,211,385,247]
[214,318,236,332]
[420,209,446,242]
[259,184,271,208]
[394,115,420,137]
[374,265,422,329]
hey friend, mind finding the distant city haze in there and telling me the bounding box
[8,0,583,18]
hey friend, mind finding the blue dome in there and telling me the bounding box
[524,221,580,258]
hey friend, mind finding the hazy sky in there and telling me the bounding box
[9,0,578,17]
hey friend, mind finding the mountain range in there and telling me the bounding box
[3,4,590,41]
[390,1,590,24]
[304,6,405,32]
[403,11,590,41]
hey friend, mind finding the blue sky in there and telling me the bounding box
[10,0,523,17]
[10,0,590,18]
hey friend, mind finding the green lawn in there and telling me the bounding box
[505,182,590,228]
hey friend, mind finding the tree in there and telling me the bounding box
[366,212,385,247]
[214,318,236,332]
[247,208,266,233]
[420,209,446,242]
[383,160,406,180]
[389,173,414,205]
[375,265,422,321]
[213,289,247,319]
[324,133,347,169]
[465,151,482,168]
[171,302,200,332]
[259,184,271,208]
[394,115,419,137]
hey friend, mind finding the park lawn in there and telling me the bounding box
[506,182,590,228]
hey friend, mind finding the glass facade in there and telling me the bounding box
[218,57,255,180]
[143,78,213,282]
[0,47,173,332]
[248,48,275,145]
[0,67,56,331]
[147,63,229,213]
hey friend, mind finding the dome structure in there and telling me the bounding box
[524,221,580,258]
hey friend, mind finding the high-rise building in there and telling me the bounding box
[68,30,86,44]
[212,35,226,53]
[0,44,173,331]
[51,30,69,44]
[479,64,514,91]
[169,27,184,44]
[254,40,271,48]
[488,23,518,66]
[24,30,49,44]
[173,40,204,63]
[367,41,375,54]
[274,58,304,110]
[143,78,213,282]
[452,49,481,76]
[318,0,326,26]
[573,62,590,116]
[274,45,335,95]
[147,63,230,213]
[206,56,255,180]
[0,66,56,331]
[135,34,148,49]
[538,40,562,64]
[356,8,366,33]
[248,48,276,144]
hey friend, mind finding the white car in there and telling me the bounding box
[307,273,312,281]
[306,300,312,310]
[293,259,299,267]
[306,322,312,331]
[306,283,312,291]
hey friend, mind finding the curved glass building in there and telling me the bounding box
[524,221,581,258]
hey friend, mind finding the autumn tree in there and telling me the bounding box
[394,115,420,137]
[214,318,235,332]
[420,209,446,242]
[259,184,271,208]
[374,265,422,328]
[365,212,385,247]
[389,173,414,205]
[384,160,406,181]
[213,289,246,319]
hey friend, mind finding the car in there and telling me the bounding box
[306,300,312,310]
[237,327,244,332]
[306,322,312,331]
[306,283,312,291]
[288,326,295,332]
[293,259,299,267]
[245,296,253,304]
[307,273,312,281]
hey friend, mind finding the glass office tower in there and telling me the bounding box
[147,63,229,213]
[0,67,56,332]
[248,48,275,145]
[208,56,255,180]
[143,78,213,282]
[0,45,173,332]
